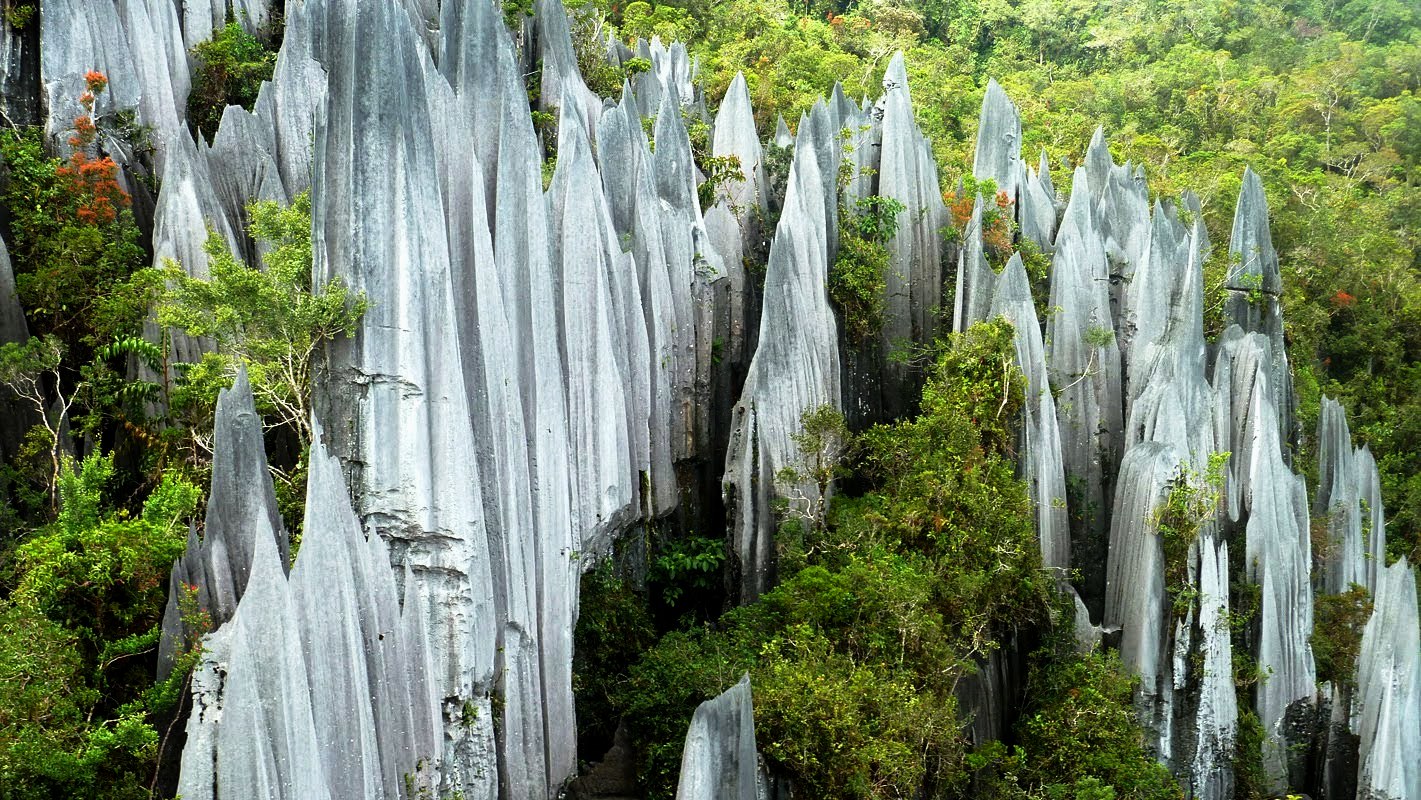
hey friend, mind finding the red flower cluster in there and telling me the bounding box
[1332,290,1356,307]
[58,70,129,225]
[944,187,1015,253]
[84,69,108,94]
[57,152,128,225]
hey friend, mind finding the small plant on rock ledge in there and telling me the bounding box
[1155,452,1229,619]
[829,194,905,343]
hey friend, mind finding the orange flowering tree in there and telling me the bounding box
[0,71,147,360]
[943,176,1015,259]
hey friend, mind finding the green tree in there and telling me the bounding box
[151,191,366,450]
[187,22,279,140]
[0,453,201,799]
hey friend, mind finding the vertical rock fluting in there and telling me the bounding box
[1046,165,1123,616]
[990,254,1069,571]
[674,675,764,800]
[724,101,843,602]
[971,79,1022,202]
[1103,442,1183,754]
[1353,559,1421,800]
[157,368,287,681]
[1315,397,1388,595]
[877,51,946,417]
[952,193,996,333]
[1226,168,1294,455]
[24,10,1395,795]
[316,8,493,796]
[177,432,441,800]
[138,0,741,791]
[1213,327,1316,791]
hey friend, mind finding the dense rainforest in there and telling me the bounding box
[0,0,1417,798]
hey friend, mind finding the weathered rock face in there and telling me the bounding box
[724,101,843,602]
[953,194,996,333]
[674,675,763,800]
[157,368,287,681]
[972,78,1022,202]
[0,235,26,344]
[1213,327,1316,790]
[991,255,1068,571]
[23,3,1401,795]
[177,432,440,800]
[1104,441,1181,735]
[1315,397,1389,595]
[876,51,946,417]
[1046,166,1124,615]
[1226,168,1295,455]
[1353,558,1421,800]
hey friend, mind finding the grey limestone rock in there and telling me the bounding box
[1017,155,1057,253]
[1226,168,1293,453]
[0,235,25,344]
[0,11,38,126]
[179,517,332,800]
[1122,202,1214,467]
[176,429,440,800]
[1189,532,1238,800]
[724,102,842,602]
[712,73,768,248]
[878,52,946,414]
[289,434,442,799]
[157,368,286,679]
[972,78,1022,201]
[535,0,602,136]
[1211,327,1315,791]
[1046,166,1123,614]
[675,675,763,800]
[205,104,287,263]
[548,114,640,550]
[40,0,140,142]
[1353,559,1421,800]
[309,0,499,791]
[991,254,1069,571]
[1104,441,1183,750]
[774,114,793,148]
[1315,397,1388,595]
[952,194,996,333]
[117,0,189,161]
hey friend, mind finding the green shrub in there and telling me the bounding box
[830,196,905,343]
[572,565,655,757]
[187,22,277,139]
[1013,640,1180,800]
[0,127,146,359]
[616,322,1051,799]
[0,454,201,799]
[1311,584,1372,688]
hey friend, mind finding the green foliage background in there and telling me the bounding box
[577,0,1421,558]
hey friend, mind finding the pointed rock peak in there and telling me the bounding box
[1227,166,1280,294]
[982,77,1013,111]
[884,50,909,92]
[555,88,593,157]
[1062,165,1093,228]
[995,251,1031,301]
[1085,126,1113,193]
[774,114,793,147]
[1233,168,1272,237]
[714,73,757,142]
[726,71,749,100]
[225,363,254,407]
[974,78,1022,197]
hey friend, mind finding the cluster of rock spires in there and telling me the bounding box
[21,0,1420,797]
